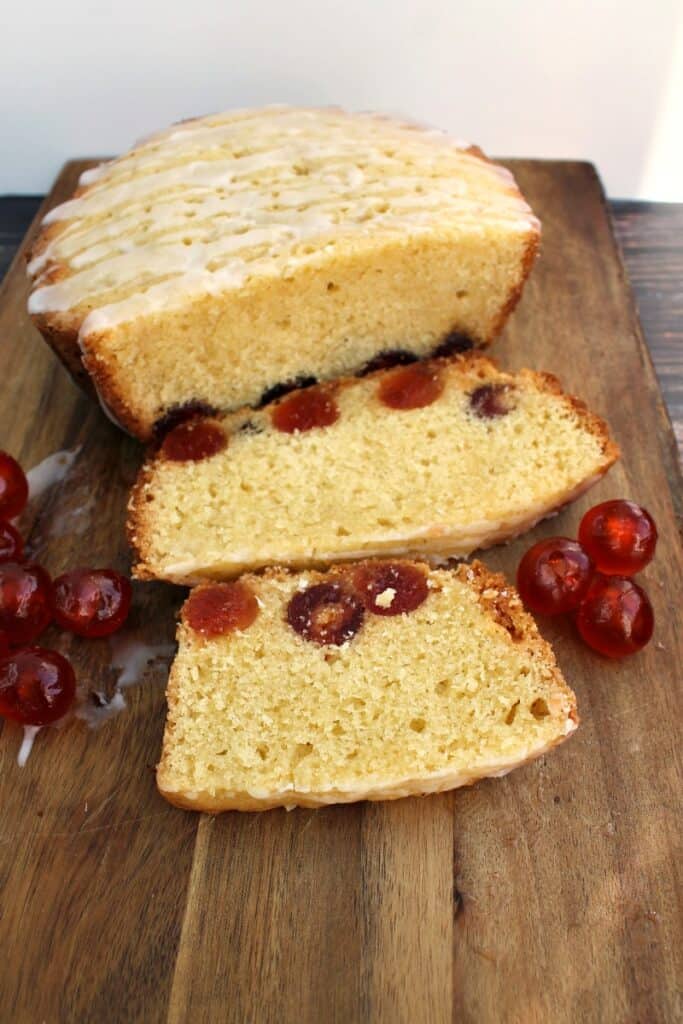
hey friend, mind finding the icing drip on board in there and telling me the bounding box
[17,725,40,767]
[74,636,175,730]
[25,447,81,502]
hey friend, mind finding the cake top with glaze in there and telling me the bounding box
[27,106,539,334]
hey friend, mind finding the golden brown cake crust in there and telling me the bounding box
[156,560,578,812]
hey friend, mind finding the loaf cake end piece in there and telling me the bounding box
[27,107,540,439]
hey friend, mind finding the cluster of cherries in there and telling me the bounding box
[0,452,132,728]
[516,499,657,658]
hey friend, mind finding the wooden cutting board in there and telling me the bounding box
[0,160,681,1024]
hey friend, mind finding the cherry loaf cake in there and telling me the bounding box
[26,106,540,440]
[129,354,619,583]
[157,560,578,811]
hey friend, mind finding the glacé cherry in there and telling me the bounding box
[287,581,364,646]
[0,521,24,562]
[0,562,53,644]
[517,538,594,615]
[184,582,259,637]
[162,419,227,462]
[377,363,444,411]
[0,451,29,519]
[0,646,76,725]
[578,500,657,575]
[576,575,654,658]
[271,385,339,433]
[53,568,132,637]
[469,383,515,419]
[352,562,429,616]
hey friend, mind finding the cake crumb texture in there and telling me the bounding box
[157,561,578,811]
[129,354,618,583]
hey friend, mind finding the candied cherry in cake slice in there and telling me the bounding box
[287,582,364,646]
[351,562,429,616]
[184,582,260,638]
[377,363,444,410]
[271,386,340,434]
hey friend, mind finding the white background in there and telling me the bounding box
[2,0,682,198]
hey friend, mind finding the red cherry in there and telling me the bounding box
[0,521,24,562]
[0,562,53,645]
[0,452,29,519]
[0,632,9,658]
[351,562,429,616]
[162,419,227,462]
[577,575,654,658]
[271,385,340,434]
[0,647,76,725]
[53,568,132,638]
[287,582,364,646]
[377,363,444,411]
[517,538,594,615]
[578,500,657,575]
[183,581,259,638]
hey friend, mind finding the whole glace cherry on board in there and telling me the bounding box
[576,575,654,658]
[0,562,53,645]
[517,538,594,616]
[0,452,29,519]
[0,521,24,563]
[578,500,658,576]
[53,568,132,638]
[0,647,76,725]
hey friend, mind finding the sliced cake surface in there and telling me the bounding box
[157,560,578,812]
[27,106,539,439]
[129,354,619,583]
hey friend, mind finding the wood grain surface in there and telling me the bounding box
[0,160,681,1024]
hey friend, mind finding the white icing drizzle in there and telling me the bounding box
[48,493,96,538]
[17,725,40,767]
[74,690,127,729]
[27,107,538,336]
[25,447,81,503]
[109,635,175,687]
[73,637,175,730]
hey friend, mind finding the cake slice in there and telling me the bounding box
[26,106,539,440]
[157,560,578,811]
[128,354,618,584]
